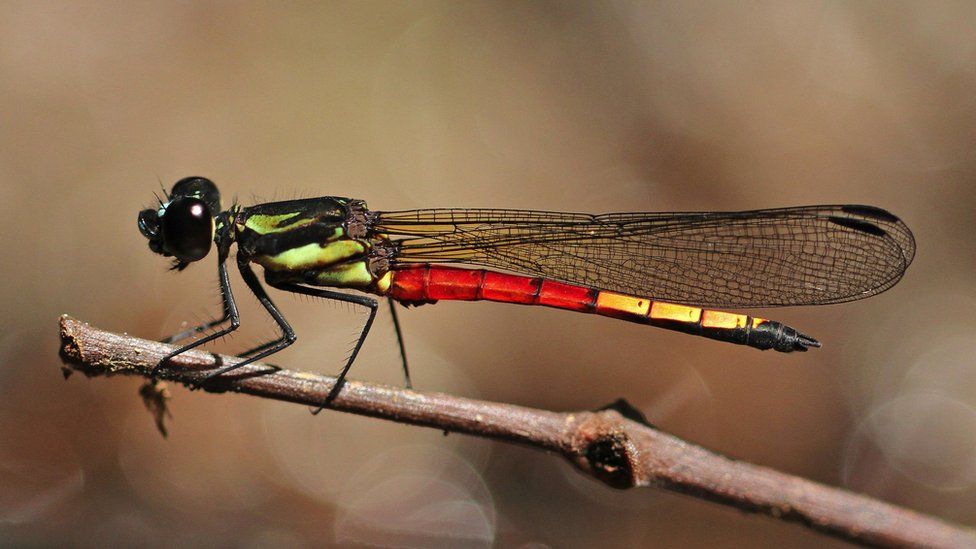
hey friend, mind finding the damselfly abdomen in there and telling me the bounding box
[138,177,915,402]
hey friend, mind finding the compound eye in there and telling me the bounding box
[161,197,213,262]
[138,209,160,238]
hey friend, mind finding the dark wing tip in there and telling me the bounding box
[840,204,901,223]
[836,205,916,267]
[823,205,916,302]
[828,216,887,237]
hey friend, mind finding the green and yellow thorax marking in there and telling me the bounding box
[254,239,368,272]
[244,212,317,234]
[238,197,391,292]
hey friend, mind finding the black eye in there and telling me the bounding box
[162,197,213,262]
[138,209,160,238]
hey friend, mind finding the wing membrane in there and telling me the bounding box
[374,205,915,308]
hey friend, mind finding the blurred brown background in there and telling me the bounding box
[2,1,975,547]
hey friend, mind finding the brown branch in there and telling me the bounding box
[59,315,974,548]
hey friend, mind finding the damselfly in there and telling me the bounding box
[138,177,915,402]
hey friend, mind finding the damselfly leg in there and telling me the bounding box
[267,282,378,412]
[387,297,412,389]
[193,257,297,385]
[161,311,232,345]
[154,264,406,407]
[151,258,241,379]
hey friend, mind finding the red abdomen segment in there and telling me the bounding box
[388,265,819,352]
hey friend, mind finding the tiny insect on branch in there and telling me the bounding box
[59,315,974,549]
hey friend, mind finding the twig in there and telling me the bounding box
[58,315,975,548]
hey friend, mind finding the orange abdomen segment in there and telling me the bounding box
[388,265,818,352]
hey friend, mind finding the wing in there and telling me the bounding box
[373,205,915,308]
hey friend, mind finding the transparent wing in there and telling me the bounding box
[373,205,915,308]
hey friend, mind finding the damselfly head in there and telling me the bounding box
[138,176,222,270]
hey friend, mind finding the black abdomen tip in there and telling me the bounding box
[749,321,821,353]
